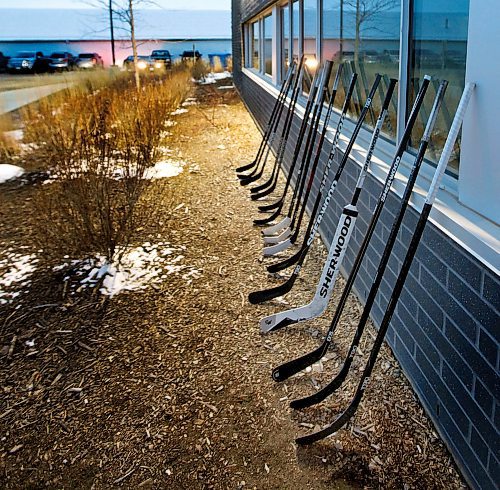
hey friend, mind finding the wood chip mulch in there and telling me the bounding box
[0,78,467,489]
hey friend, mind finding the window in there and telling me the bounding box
[303,0,318,92]
[292,0,300,61]
[323,0,400,139]
[281,3,290,79]
[251,20,260,70]
[408,0,470,175]
[264,14,273,76]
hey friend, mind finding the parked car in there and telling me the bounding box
[76,53,104,69]
[445,50,466,67]
[413,48,441,68]
[383,49,400,64]
[150,49,172,70]
[181,50,202,62]
[7,51,50,73]
[123,55,152,71]
[361,50,380,63]
[0,51,10,72]
[49,51,76,71]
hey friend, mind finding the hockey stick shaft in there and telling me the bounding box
[277,76,430,384]
[263,78,398,336]
[295,82,474,445]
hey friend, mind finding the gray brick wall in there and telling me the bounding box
[232,8,500,487]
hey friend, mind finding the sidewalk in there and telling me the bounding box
[0,82,69,114]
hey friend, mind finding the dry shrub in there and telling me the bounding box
[26,69,191,263]
[0,114,19,163]
[213,56,225,73]
[191,59,210,81]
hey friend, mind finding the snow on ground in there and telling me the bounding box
[182,98,199,107]
[0,247,39,304]
[57,242,202,297]
[4,129,24,141]
[218,85,235,90]
[144,159,185,179]
[171,108,189,116]
[0,164,24,184]
[198,71,233,85]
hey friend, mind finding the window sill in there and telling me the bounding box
[241,67,499,275]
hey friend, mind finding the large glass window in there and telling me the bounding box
[251,20,260,70]
[303,0,318,92]
[292,0,300,61]
[323,0,400,139]
[408,0,469,175]
[281,4,290,79]
[264,14,273,76]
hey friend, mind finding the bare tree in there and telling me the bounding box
[344,0,397,64]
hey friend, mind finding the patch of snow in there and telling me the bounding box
[182,99,199,107]
[171,108,189,116]
[199,71,233,85]
[57,241,201,297]
[0,248,39,304]
[164,120,177,127]
[218,85,235,90]
[4,129,24,141]
[0,164,24,184]
[144,159,185,179]
[217,145,226,150]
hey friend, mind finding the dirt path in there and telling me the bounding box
[0,81,465,489]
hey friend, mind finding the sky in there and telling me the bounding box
[0,0,231,9]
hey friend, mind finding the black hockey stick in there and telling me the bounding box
[261,78,398,334]
[263,61,335,246]
[285,79,447,396]
[236,63,296,175]
[273,76,434,382]
[249,74,381,303]
[295,82,474,445]
[260,65,344,240]
[253,66,323,223]
[238,64,299,185]
[250,60,307,197]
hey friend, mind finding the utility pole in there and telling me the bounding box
[109,0,116,66]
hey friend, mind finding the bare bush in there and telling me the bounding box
[27,69,191,263]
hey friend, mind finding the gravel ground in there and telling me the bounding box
[0,80,466,488]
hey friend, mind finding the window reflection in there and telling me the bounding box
[264,14,273,76]
[409,0,469,175]
[322,0,400,138]
[303,0,318,93]
[281,4,290,79]
[251,21,259,70]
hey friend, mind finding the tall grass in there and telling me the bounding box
[24,68,191,263]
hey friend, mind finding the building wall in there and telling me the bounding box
[0,39,232,67]
[232,1,499,489]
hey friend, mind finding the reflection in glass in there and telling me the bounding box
[251,21,259,70]
[322,0,400,139]
[303,0,318,93]
[281,4,290,79]
[409,0,469,175]
[264,14,273,76]
[292,0,300,61]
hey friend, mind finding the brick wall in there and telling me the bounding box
[232,3,500,488]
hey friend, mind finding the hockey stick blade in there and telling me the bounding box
[254,206,283,226]
[240,172,262,186]
[250,175,273,193]
[258,199,283,212]
[295,398,359,445]
[260,315,297,333]
[251,181,278,200]
[290,361,350,409]
[262,216,291,236]
[263,227,292,245]
[263,238,293,257]
[248,275,297,305]
[236,159,258,172]
[272,343,325,382]
[267,246,304,273]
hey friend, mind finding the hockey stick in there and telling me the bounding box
[236,63,296,176]
[250,59,307,197]
[251,74,381,298]
[258,73,358,256]
[239,63,301,185]
[295,82,474,446]
[260,78,398,332]
[261,64,344,238]
[286,79,447,398]
[262,61,334,246]
[253,66,323,223]
[273,75,432,382]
